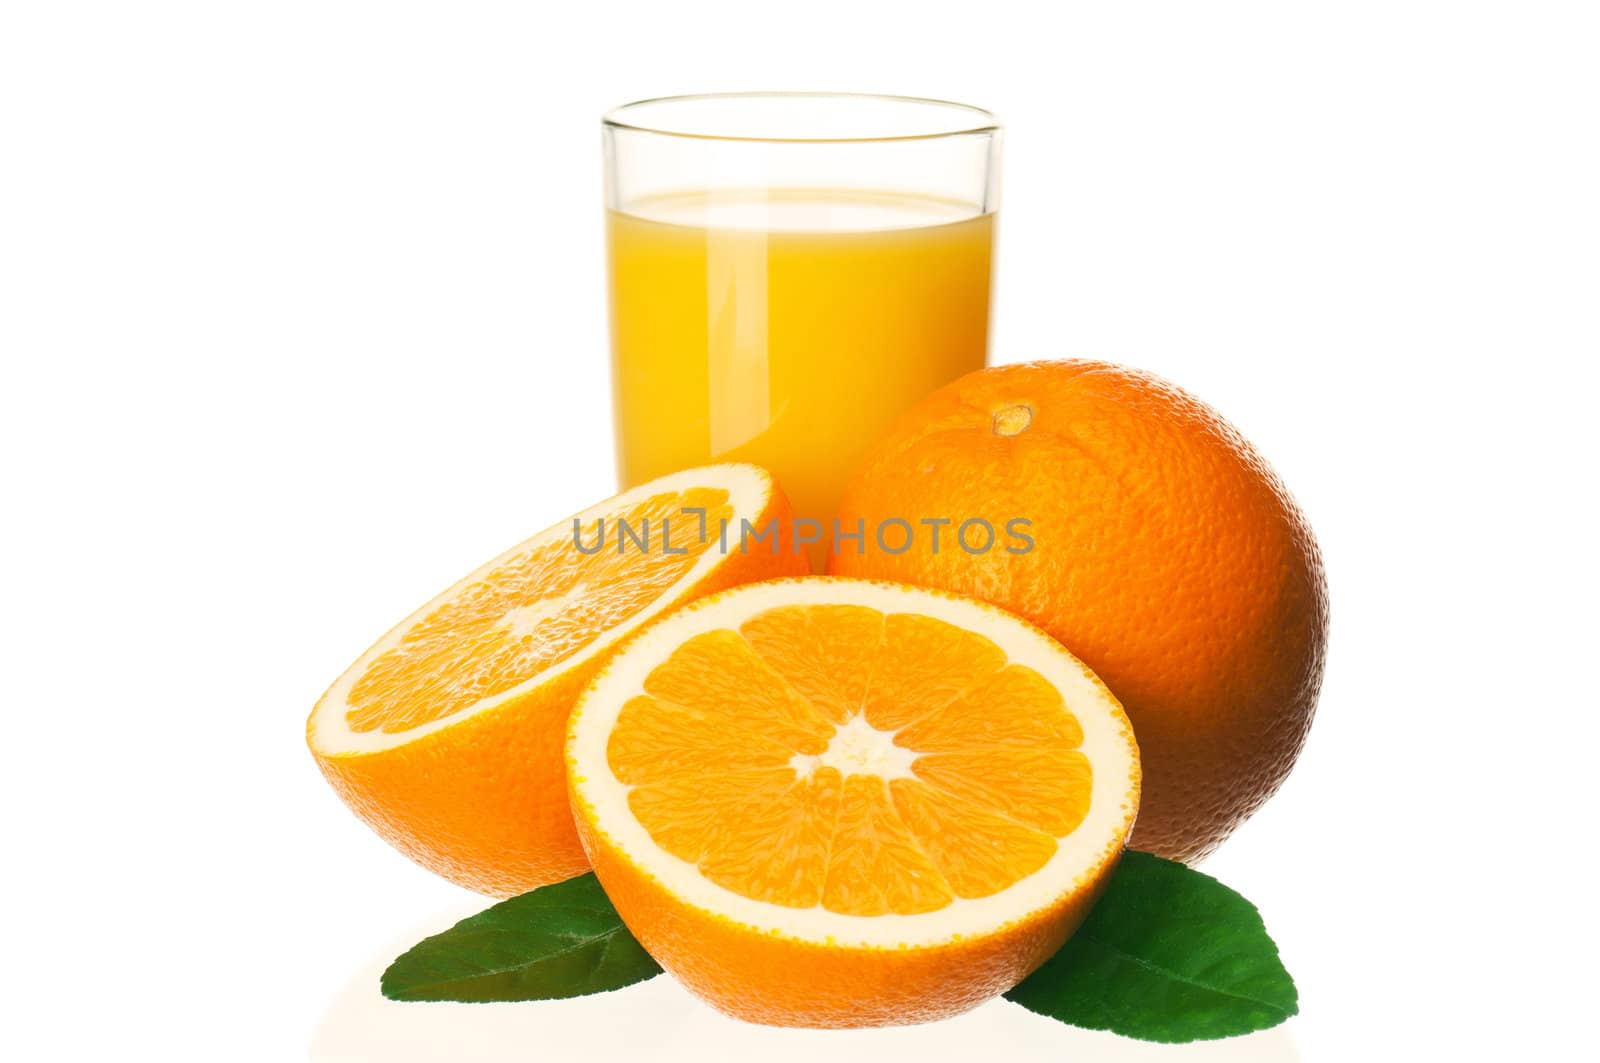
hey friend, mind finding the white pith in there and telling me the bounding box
[308,464,775,756]
[797,714,920,782]
[497,582,589,640]
[568,578,1141,949]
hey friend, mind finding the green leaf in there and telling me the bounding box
[1005,850,1297,1042]
[381,873,661,1002]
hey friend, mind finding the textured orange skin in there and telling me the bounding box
[310,480,808,898]
[577,814,1124,1028]
[829,362,1329,864]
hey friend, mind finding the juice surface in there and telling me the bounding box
[607,189,993,567]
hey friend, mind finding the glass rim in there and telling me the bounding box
[602,92,1000,145]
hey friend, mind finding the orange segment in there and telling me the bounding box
[861,613,1007,730]
[641,630,835,754]
[740,604,885,723]
[913,747,1094,837]
[307,464,808,897]
[890,778,1058,899]
[568,577,1142,1028]
[607,695,795,786]
[699,768,843,909]
[821,774,953,916]
[897,663,1085,752]
[627,768,797,866]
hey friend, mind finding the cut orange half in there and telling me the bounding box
[308,464,808,897]
[567,577,1141,1028]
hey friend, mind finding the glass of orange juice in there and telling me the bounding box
[603,93,1001,567]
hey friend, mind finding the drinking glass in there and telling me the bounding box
[603,93,1001,566]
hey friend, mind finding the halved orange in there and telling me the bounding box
[567,577,1141,1028]
[308,464,808,896]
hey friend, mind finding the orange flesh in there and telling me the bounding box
[348,487,732,733]
[607,606,1093,916]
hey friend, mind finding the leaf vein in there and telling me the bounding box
[391,924,634,996]
[1077,930,1295,1015]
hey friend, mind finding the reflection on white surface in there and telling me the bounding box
[311,918,1300,1063]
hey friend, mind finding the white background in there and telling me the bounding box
[3,2,1596,1060]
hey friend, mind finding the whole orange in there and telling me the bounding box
[828,361,1327,863]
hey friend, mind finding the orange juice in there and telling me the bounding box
[607,189,993,565]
